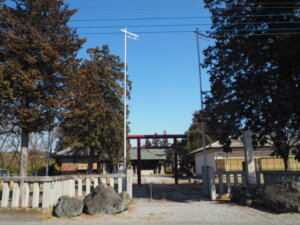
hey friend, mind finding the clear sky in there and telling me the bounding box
[63,0,214,136]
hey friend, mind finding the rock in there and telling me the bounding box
[83,184,123,215]
[231,185,264,206]
[264,180,300,213]
[54,195,83,218]
[119,192,132,210]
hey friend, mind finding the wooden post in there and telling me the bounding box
[174,138,178,185]
[137,138,142,185]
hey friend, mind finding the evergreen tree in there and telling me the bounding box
[0,0,84,176]
[60,45,130,173]
[151,132,160,146]
[178,112,215,175]
[203,0,300,170]
[144,138,152,147]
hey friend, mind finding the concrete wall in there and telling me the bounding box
[195,151,216,175]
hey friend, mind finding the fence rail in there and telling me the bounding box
[215,172,247,196]
[203,166,300,200]
[260,171,300,185]
[0,169,133,210]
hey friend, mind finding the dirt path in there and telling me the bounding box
[1,199,300,225]
[1,176,300,225]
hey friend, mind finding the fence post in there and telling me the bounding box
[218,174,224,195]
[202,166,208,196]
[203,166,216,200]
[243,130,257,185]
[86,178,91,195]
[21,182,30,208]
[32,182,40,208]
[1,182,10,207]
[78,178,83,197]
[126,169,133,198]
[101,177,107,186]
[42,182,51,208]
[94,177,99,189]
[226,174,231,194]
[118,177,123,194]
[11,182,20,208]
[208,167,217,200]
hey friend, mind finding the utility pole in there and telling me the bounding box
[194,28,209,192]
[121,27,139,192]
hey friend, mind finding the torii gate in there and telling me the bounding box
[127,134,187,185]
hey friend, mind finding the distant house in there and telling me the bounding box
[54,147,171,175]
[0,168,9,177]
[54,147,111,174]
[191,138,300,175]
[129,148,168,175]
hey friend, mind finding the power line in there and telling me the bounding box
[2,28,300,38]
[0,14,299,24]
[1,21,300,30]
[5,27,300,36]
[1,32,299,47]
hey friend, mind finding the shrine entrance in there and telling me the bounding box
[127,134,187,185]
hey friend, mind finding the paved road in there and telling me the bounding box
[1,199,300,225]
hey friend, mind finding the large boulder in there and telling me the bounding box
[231,185,264,206]
[119,192,132,210]
[83,184,131,215]
[264,180,300,213]
[54,195,83,218]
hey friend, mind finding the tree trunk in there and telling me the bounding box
[283,155,289,171]
[87,148,95,174]
[20,129,29,177]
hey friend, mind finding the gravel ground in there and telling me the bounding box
[1,176,299,225]
[1,198,300,225]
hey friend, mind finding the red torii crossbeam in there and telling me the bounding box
[127,134,187,185]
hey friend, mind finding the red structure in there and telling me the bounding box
[127,134,187,185]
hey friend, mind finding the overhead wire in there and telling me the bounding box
[0,14,299,24]
[1,21,300,30]
[1,31,300,47]
[3,27,300,36]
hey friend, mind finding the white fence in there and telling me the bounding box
[215,171,248,196]
[203,166,300,200]
[260,171,300,185]
[0,169,132,210]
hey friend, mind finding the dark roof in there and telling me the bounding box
[55,146,97,157]
[130,148,167,160]
[55,147,168,161]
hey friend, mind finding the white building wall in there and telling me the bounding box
[194,151,216,176]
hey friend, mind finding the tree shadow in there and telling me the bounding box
[133,183,208,202]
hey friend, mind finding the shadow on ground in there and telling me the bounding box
[133,183,208,202]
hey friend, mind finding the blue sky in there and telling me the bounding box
[63,0,214,136]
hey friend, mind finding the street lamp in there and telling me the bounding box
[121,27,139,192]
